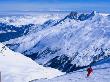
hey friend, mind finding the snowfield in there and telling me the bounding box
[31,57,110,82]
[0,43,64,82]
[1,11,110,82]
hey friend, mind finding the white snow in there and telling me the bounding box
[31,58,110,82]
[0,43,64,82]
[0,11,110,82]
[3,12,110,66]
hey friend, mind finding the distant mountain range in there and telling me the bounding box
[1,11,110,73]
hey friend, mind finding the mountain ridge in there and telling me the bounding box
[2,11,110,72]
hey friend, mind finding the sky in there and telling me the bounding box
[0,0,110,13]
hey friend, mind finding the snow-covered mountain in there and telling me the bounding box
[2,11,110,73]
[0,13,65,42]
[0,43,64,82]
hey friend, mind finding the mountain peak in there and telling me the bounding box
[66,11,78,20]
[65,11,96,21]
[89,11,97,17]
[78,11,96,21]
[91,11,97,15]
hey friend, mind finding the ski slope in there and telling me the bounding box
[0,43,64,82]
[31,57,110,82]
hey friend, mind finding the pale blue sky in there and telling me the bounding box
[0,0,110,13]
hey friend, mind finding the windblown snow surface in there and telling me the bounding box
[0,43,64,82]
[31,57,110,82]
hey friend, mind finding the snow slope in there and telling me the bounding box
[31,57,110,82]
[3,11,110,72]
[0,43,64,82]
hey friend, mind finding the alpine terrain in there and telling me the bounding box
[0,11,110,82]
[0,43,64,82]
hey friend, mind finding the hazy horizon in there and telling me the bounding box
[0,0,110,13]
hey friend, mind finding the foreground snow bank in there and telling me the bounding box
[32,58,110,82]
[0,43,64,82]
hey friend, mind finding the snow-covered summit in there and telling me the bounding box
[0,11,97,27]
[2,11,110,73]
[0,43,64,82]
[65,11,96,21]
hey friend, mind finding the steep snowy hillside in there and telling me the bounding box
[0,43,64,82]
[3,11,110,72]
[31,57,110,82]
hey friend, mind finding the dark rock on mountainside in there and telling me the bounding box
[0,23,35,42]
[78,11,96,21]
[53,11,96,26]
[66,12,78,20]
[24,47,61,60]
[44,54,88,73]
